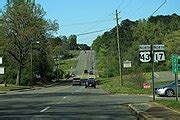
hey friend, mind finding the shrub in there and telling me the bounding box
[128,73,147,88]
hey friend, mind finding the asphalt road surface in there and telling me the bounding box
[0,85,152,120]
[74,50,95,78]
[0,50,152,119]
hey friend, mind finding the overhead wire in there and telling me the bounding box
[116,0,125,10]
[77,0,127,36]
[119,0,134,12]
[76,28,112,36]
[127,0,148,19]
[150,0,167,16]
[64,0,127,37]
[61,19,114,27]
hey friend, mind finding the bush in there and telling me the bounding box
[3,66,17,84]
[128,73,147,88]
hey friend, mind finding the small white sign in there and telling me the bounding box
[123,60,132,68]
[139,45,151,51]
[153,45,165,51]
[0,67,4,75]
[139,51,151,63]
[154,52,165,62]
[0,57,2,64]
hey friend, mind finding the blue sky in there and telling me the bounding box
[0,0,180,46]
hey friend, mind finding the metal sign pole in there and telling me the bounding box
[151,45,155,102]
[175,73,178,101]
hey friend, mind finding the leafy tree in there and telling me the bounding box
[93,14,180,77]
[2,2,58,85]
[68,35,77,50]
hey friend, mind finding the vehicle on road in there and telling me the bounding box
[84,70,88,74]
[89,70,93,75]
[155,80,180,97]
[85,78,96,88]
[72,77,81,86]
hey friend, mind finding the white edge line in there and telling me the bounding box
[40,106,50,112]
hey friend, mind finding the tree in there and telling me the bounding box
[68,35,77,50]
[2,2,58,85]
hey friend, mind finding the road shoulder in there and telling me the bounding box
[129,102,180,119]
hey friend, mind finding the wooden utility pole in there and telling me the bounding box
[115,9,122,86]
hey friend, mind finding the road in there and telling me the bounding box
[0,85,152,120]
[74,50,95,78]
[0,50,152,119]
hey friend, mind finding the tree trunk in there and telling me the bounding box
[16,65,22,86]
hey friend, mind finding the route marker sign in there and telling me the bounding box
[139,51,151,63]
[153,45,165,62]
[139,45,151,51]
[139,44,165,63]
[154,51,165,62]
[153,45,165,51]
[139,44,165,102]
[139,45,151,63]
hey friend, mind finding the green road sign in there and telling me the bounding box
[172,54,178,74]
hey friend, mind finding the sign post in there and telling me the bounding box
[139,44,165,102]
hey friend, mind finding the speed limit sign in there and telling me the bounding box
[139,51,151,63]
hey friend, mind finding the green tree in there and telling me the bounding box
[69,35,77,50]
[2,2,58,85]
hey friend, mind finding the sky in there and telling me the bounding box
[0,0,180,46]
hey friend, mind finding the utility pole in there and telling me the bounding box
[30,42,33,88]
[115,9,122,86]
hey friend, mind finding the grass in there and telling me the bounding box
[60,60,78,71]
[155,80,172,87]
[59,51,79,71]
[97,73,173,95]
[0,84,30,91]
[98,77,152,95]
[156,100,180,112]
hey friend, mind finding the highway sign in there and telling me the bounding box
[139,45,151,51]
[0,67,4,75]
[153,45,165,51]
[154,52,165,62]
[123,60,131,68]
[172,54,178,74]
[139,51,151,63]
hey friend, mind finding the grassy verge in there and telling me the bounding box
[0,84,30,91]
[98,77,152,95]
[60,60,78,71]
[157,100,180,112]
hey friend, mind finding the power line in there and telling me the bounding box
[116,0,125,10]
[150,0,167,16]
[76,28,112,36]
[120,0,134,12]
[127,0,147,19]
[61,19,114,27]
[78,1,123,34]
